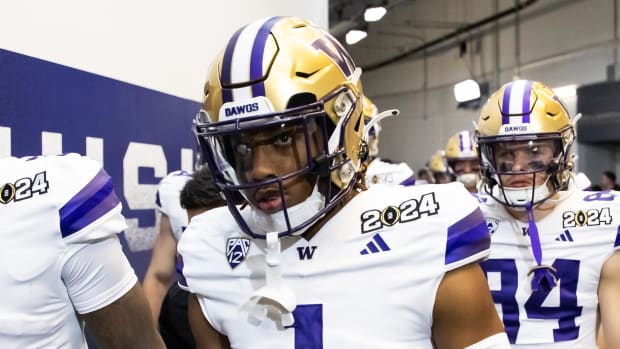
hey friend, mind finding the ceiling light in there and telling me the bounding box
[364,6,387,22]
[453,79,481,103]
[346,29,367,45]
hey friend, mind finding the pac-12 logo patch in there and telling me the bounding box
[485,217,499,234]
[226,238,251,269]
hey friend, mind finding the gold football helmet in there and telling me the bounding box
[475,80,575,206]
[194,16,365,238]
[428,150,454,183]
[445,130,479,190]
[428,150,448,174]
[362,96,380,159]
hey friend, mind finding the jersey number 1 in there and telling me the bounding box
[293,304,323,349]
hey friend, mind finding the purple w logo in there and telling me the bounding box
[311,35,355,77]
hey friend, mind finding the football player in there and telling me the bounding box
[0,153,164,348]
[179,16,509,349]
[445,130,480,193]
[428,149,454,184]
[475,79,620,347]
[361,96,416,187]
[143,170,193,347]
[145,167,229,349]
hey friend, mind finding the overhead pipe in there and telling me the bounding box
[363,0,538,72]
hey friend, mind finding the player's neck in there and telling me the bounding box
[301,189,358,241]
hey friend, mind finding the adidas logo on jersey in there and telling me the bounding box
[360,234,391,255]
[555,230,574,242]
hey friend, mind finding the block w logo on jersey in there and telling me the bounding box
[226,238,251,268]
[297,246,317,260]
[360,234,391,255]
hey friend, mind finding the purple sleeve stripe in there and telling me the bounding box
[60,169,121,238]
[445,208,491,265]
[399,176,416,186]
[614,225,620,247]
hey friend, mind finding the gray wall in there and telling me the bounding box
[362,0,620,185]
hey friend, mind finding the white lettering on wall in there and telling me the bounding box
[181,147,193,172]
[123,142,168,251]
[41,131,63,155]
[86,136,104,166]
[0,126,10,158]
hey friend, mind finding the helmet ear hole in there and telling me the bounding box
[287,93,317,108]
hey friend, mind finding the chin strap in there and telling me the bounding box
[525,202,558,291]
[241,232,296,328]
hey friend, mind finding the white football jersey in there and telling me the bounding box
[179,182,491,348]
[155,170,192,241]
[365,159,415,187]
[0,153,134,348]
[479,189,620,348]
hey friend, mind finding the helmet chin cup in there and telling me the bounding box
[491,179,552,208]
[249,185,325,238]
[457,173,479,189]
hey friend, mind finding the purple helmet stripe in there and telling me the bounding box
[521,80,534,123]
[459,132,465,151]
[220,26,245,103]
[501,82,513,125]
[250,16,281,98]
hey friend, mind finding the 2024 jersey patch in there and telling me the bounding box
[360,192,440,234]
[0,171,49,204]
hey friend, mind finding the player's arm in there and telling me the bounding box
[143,213,178,322]
[82,283,165,349]
[598,250,620,347]
[432,262,509,349]
[189,293,231,349]
[62,236,165,349]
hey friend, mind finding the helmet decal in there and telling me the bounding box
[501,79,534,124]
[458,131,475,155]
[311,34,355,78]
[220,16,282,102]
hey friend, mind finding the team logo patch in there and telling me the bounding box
[562,208,612,228]
[360,192,440,234]
[485,217,499,234]
[226,238,251,269]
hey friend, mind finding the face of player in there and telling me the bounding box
[453,159,480,176]
[434,172,453,184]
[492,139,557,188]
[227,120,323,214]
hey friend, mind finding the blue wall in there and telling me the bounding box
[0,48,200,278]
